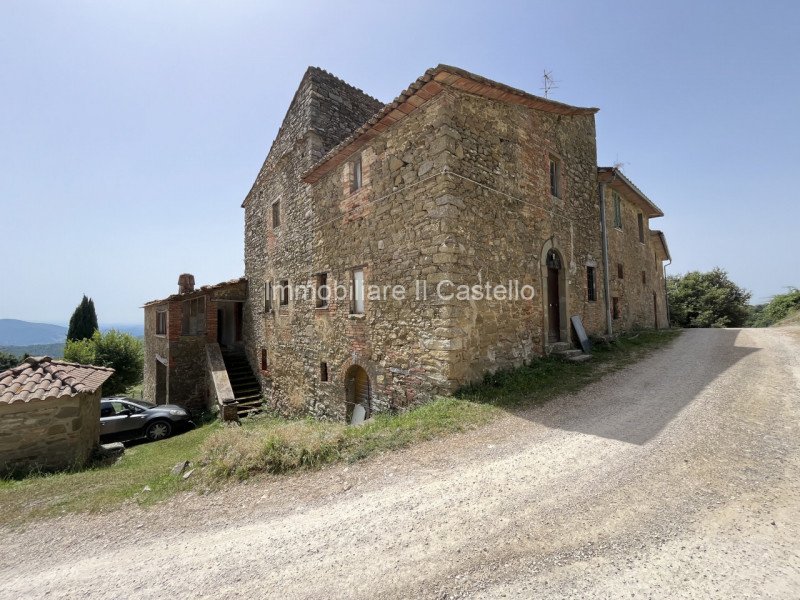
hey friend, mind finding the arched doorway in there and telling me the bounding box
[545,248,564,342]
[344,365,371,424]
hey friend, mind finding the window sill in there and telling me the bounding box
[155,334,167,338]
[347,313,365,319]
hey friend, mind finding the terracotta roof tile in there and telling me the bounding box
[142,277,246,307]
[0,357,114,405]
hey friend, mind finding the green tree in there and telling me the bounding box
[66,295,99,341]
[64,330,143,395]
[746,287,800,327]
[667,268,751,328]
[0,351,20,371]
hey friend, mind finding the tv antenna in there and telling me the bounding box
[541,69,559,98]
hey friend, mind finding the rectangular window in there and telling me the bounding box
[351,268,365,314]
[642,270,647,285]
[181,296,205,335]
[261,348,268,371]
[316,273,328,308]
[612,297,621,320]
[613,192,623,229]
[155,310,167,335]
[320,362,329,382]
[617,263,624,279]
[549,157,561,198]
[586,267,597,302]
[279,279,289,306]
[272,200,280,228]
[637,213,645,243]
[351,156,363,192]
[264,281,273,312]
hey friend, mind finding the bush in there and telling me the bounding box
[64,330,143,395]
[746,288,800,327]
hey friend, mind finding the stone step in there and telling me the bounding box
[567,353,593,363]
[555,349,584,359]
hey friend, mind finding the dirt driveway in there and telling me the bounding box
[2,327,799,599]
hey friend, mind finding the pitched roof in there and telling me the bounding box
[598,167,664,218]
[143,277,247,307]
[303,64,599,184]
[0,356,114,405]
[651,230,672,262]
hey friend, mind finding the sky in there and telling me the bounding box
[1,0,798,325]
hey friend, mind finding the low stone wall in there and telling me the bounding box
[0,389,101,475]
[205,343,238,421]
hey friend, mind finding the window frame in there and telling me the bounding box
[637,212,645,243]
[549,156,561,199]
[181,296,206,336]
[279,279,290,307]
[264,281,273,313]
[351,156,363,192]
[613,191,623,229]
[617,263,624,280]
[155,309,167,336]
[315,272,329,309]
[272,200,281,229]
[351,267,365,314]
[320,361,329,382]
[586,266,597,302]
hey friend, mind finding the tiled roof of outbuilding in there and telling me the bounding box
[0,356,114,404]
[142,277,247,307]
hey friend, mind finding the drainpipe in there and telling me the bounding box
[598,182,613,337]
[664,257,672,327]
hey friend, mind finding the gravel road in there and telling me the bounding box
[2,327,799,599]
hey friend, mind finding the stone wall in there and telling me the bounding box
[242,68,383,415]
[438,89,606,383]
[0,389,101,475]
[603,187,669,331]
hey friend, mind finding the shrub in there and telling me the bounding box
[64,330,143,395]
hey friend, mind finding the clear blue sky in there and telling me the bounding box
[2,0,798,324]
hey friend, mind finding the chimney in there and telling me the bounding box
[178,273,195,294]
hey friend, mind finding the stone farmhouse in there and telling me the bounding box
[143,64,671,422]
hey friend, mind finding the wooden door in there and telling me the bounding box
[548,267,561,342]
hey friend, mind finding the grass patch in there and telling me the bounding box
[457,328,682,407]
[198,397,495,483]
[0,329,680,524]
[0,422,221,527]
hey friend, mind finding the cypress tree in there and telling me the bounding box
[67,295,99,341]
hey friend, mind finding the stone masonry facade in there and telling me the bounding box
[232,64,673,421]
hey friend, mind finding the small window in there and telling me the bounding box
[272,200,281,228]
[642,270,647,285]
[181,296,206,335]
[279,279,289,306]
[617,263,624,279]
[316,273,329,308]
[351,156,363,192]
[613,192,623,229]
[612,297,621,320]
[264,281,273,312]
[320,362,329,382]
[261,348,268,371]
[637,213,645,243]
[351,268,365,314]
[549,157,561,198]
[586,267,597,302]
[155,310,167,335]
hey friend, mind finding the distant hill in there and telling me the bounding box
[0,343,65,361]
[0,319,67,346]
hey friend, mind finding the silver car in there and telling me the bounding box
[99,397,194,442]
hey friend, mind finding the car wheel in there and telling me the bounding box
[145,420,172,441]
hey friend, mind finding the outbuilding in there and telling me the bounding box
[0,356,114,475]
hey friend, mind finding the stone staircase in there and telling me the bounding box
[547,342,593,364]
[220,349,263,417]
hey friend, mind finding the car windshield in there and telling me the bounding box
[127,399,156,409]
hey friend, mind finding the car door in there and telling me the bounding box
[100,401,145,436]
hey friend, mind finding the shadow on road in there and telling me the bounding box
[514,328,760,445]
